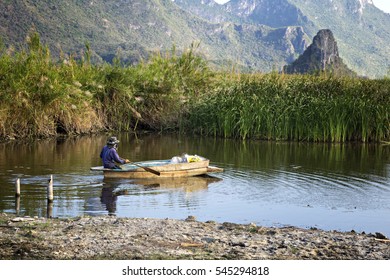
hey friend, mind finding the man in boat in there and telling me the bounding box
[100,136,130,169]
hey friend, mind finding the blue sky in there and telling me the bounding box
[214,0,390,13]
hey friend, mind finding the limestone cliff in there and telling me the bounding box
[283,29,357,76]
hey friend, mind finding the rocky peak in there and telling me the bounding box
[225,0,257,16]
[310,29,339,70]
[224,0,308,28]
[349,0,373,16]
[359,0,374,8]
[283,29,356,76]
[329,0,374,17]
[283,26,309,56]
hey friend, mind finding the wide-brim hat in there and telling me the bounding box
[107,136,120,145]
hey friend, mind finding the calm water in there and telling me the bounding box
[1,133,389,235]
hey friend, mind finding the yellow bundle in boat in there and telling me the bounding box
[170,154,205,163]
[185,155,202,162]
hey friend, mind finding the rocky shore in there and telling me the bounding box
[1,213,389,260]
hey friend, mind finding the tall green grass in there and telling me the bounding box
[0,33,213,139]
[0,33,389,143]
[0,33,106,139]
[130,43,213,130]
[186,73,390,142]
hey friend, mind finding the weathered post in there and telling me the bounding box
[15,178,20,197]
[47,175,54,202]
[47,201,53,218]
[15,196,20,215]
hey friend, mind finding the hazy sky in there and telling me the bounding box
[214,0,390,13]
[373,0,390,13]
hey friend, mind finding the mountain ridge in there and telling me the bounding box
[0,0,389,77]
[176,0,390,77]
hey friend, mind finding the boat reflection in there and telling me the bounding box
[131,175,222,192]
[100,175,222,215]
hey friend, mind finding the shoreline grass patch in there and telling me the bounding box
[185,73,390,142]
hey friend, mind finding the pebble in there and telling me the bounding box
[1,215,390,260]
[11,217,35,222]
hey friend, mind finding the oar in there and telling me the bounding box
[125,161,161,176]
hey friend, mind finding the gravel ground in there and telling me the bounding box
[1,213,389,260]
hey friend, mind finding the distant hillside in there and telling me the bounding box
[176,0,390,77]
[0,0,311,72]
[0,0,389,77]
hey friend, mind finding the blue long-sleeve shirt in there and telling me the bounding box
[100,146,126,168]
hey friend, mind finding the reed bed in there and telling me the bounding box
[0,33,389,142]
[186,73,390,142]
[0,34,106,139]
[0,34,212,139]
[130,43,213,130]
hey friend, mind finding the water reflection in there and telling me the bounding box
[97,176,223,216]
[0,133,389,235]
[100,186,119,215]
[15,196,20,215]
[47,201,53,218]
[132,175,222,192]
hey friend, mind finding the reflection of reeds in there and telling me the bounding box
[187,73,390,142]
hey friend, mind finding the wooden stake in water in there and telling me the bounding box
[15,178,20,197]
[47,201,53,218]
[47,175,54,202]
[15,196,20,215]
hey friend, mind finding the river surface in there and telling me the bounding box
[1,133,389,236]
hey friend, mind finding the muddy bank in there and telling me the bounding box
[0,213,389,260]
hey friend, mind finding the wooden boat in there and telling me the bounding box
[91,157,223,179]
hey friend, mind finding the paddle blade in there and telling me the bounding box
[142,166,161,176]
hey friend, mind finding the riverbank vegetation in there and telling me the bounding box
[0,34,389,142]
[187,74,390,142]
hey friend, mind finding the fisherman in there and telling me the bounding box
[100,136,130,169]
